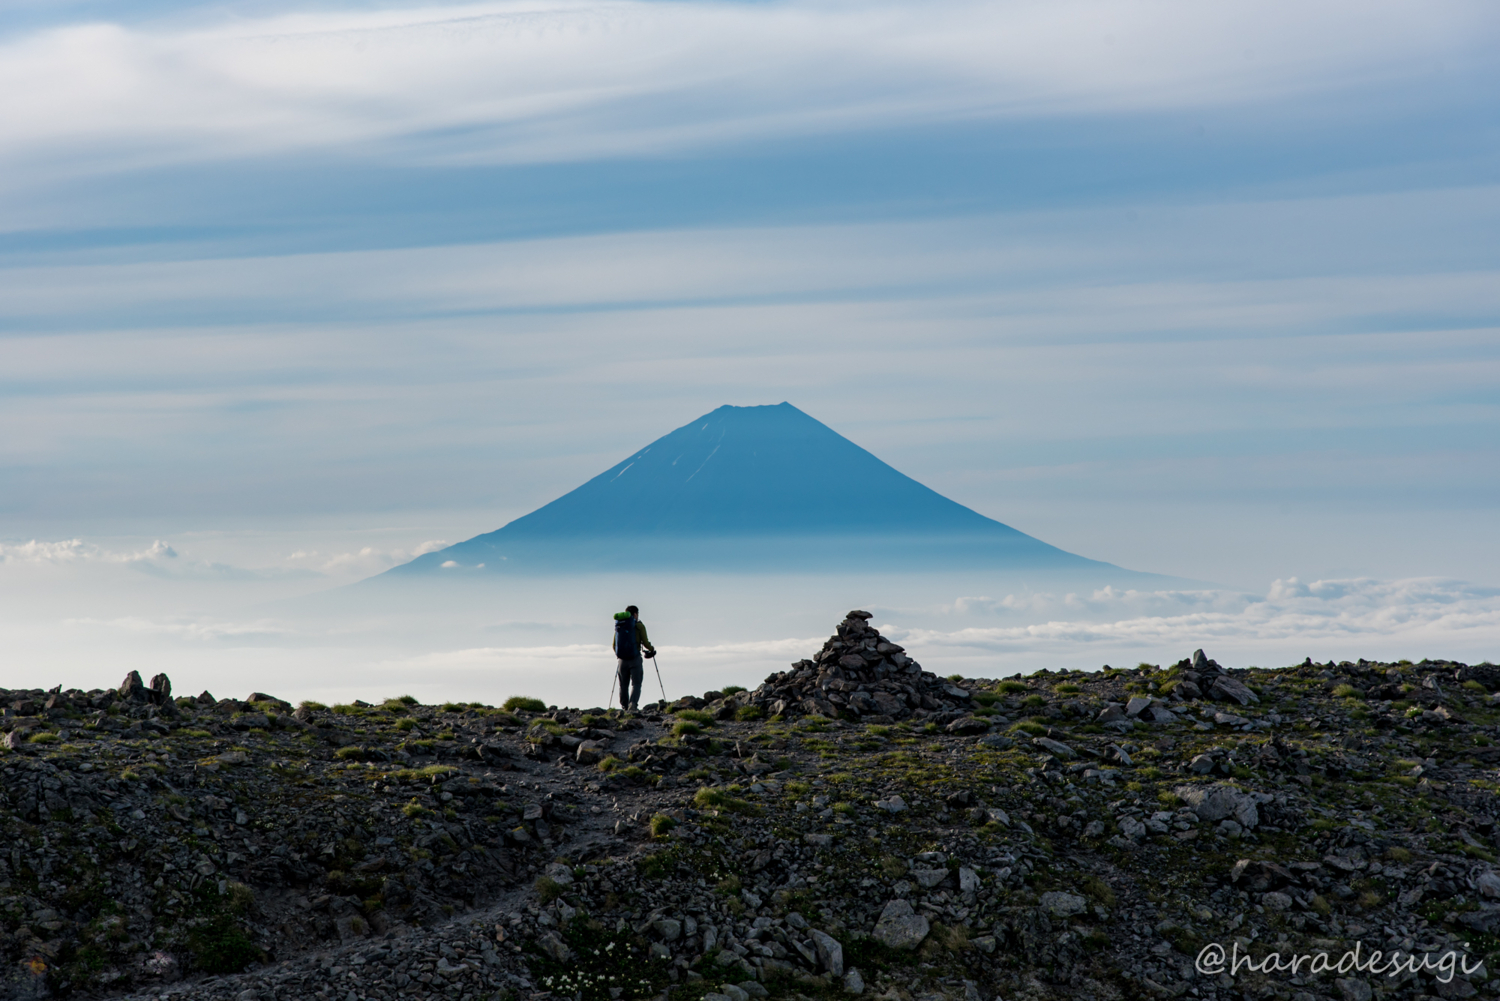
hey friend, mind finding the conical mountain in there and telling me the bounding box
[386,403,1117,574]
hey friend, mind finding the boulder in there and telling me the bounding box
[119,671,149,703]
[909,867,948,889]
[1173,784,1261,828]
[1032,737,1076,759]
[809,929,843,977]
[1173,680,1203,700]
[1038,891,1087,918]
[872,900,929,950]
[1209,675,1259,706]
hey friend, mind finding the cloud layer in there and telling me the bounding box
[3,0,1490,183]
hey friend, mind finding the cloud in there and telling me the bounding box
[0,0,1491,182]
[284,540,448,577]
[0,538,177,564]
[65,615,291,641]
[884,577,1500,663]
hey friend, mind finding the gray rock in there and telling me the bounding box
[544,862,574,886]
[910,867,948,889]
[1209,675,1259,706]
[985,807,1011,826]
[1096,704,1126,723]
[873,899,929,950]
[1261,891,1292,911]
[958,867,980,893]
[1174,680,1203,700]
[1188,754,1216,775]
[874,795,907,813]
[536,931,571,962]
[720,985,749,1001]
[1039,891,1088,918]
[1032,737,1076,759]
[976,734,1013,750]
[810,929,844,976]
[842,968,865,994]
[1125,696,1153,717]
[1335,978,1372,1001]
[1119,817,1147,840]
[1477,871,1500,899]
[736,982,768,999]
[653,918,682,941]
[1173,784,1260,828]
[1083,820,1106,839]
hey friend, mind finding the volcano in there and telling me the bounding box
[384,403,1123,575]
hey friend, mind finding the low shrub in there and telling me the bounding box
[535,875,566,902]
[504,696,547,713]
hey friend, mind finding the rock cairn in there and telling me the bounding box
[747,610,976,722]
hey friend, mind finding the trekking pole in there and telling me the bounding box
[608,669,618,710]
[651,652,667,703]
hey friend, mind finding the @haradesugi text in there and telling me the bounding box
[1196,940,1483,983]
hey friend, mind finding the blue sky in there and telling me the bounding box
[0,0,1497,699]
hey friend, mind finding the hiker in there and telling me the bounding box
[612,605,656,711]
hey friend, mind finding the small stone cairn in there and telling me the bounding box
[749,610,977,722]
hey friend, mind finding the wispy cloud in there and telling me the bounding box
[0,537,177,563]
[886,577,1500,663]
[0,0,1491,183]
[284,540,448,576]
[64,615,291,641]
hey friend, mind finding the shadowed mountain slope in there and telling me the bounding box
[384,403,1124,575]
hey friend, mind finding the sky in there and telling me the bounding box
[1,0,1498,704]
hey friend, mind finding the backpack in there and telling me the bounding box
[614,616,640,659]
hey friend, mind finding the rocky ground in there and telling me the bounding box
[3,611,1500,1001]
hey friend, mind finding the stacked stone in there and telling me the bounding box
[749,610,975,721]
[1168,649,1259,707]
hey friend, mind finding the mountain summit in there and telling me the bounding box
[386,403,1117,574]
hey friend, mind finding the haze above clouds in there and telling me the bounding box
[1,0,1496,701]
